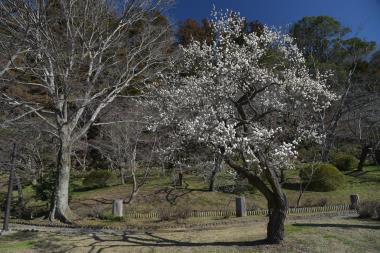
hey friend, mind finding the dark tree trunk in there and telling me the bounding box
[178,172,183,187]
[375,149,380,166]
[279,169,285,184]
[225,157,288,244]
[3,143,17,231]
[209,154,222,192]
[357,145,370,171]
[267,195,288,244]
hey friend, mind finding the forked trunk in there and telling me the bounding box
[125,168,139,204]
[267,195,288,244]
[50,131,76,223]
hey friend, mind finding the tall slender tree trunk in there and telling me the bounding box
[50,128,75,223]
[3,143,17,231]
[125,168,139,204]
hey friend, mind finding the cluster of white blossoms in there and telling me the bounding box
[153,10,336,174]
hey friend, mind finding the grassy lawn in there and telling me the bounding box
[1,166,379,220]
[0,216,379,253]
[284,166,380,206]
[67,166,380,217]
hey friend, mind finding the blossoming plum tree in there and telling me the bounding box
[153,10,336,243]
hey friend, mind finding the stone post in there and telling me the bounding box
[112,199,124,217]
[350,194,360,210]
[236,196,247,217]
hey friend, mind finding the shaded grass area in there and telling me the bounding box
[0,217,379,252]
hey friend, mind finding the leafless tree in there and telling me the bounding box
[0,0,173,222]
[318,40,376,161]
[89,101,159,203]
[343,93,380,170]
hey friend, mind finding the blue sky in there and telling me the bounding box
[167,0,380,47]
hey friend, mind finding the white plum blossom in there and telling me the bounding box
[151,9,336,243]
[154,10,335,174]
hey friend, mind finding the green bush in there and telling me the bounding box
[331,153,359,171]
[299,163,345,192]
[82,170,116,189]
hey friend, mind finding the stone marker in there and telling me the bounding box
[112,199,124,217]
[350,194,360,210]
[236,196,247,217]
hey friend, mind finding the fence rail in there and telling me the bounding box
[122,204,352,219]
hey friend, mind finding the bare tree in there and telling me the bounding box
[89,101,159,203]
[296,162,316,208]
[0,0,173,222]
[344,94,380,170]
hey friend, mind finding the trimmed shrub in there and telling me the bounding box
[358,201,380,219]
[299,163,345,192]
[331,153,359,171]
[82,170,116,189]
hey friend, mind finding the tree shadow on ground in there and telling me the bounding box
[154,187,194,205]
[293,223,380,230]
[85,232,269,253]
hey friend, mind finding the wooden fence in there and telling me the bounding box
[123,204,352,219]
